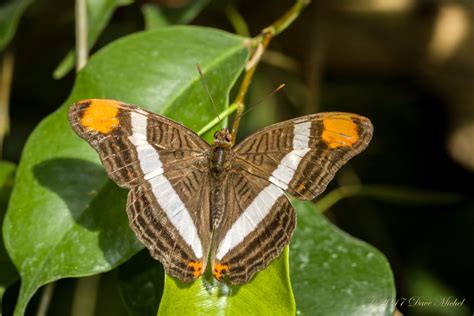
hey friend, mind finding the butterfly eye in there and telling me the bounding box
[225,134,232,142]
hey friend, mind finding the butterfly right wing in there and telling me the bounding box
[210,171,295,284]
[233,112,373,200]
[69,99,211,282]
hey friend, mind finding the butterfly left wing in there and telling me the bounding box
[69,99,212,282]
[233,112,373,200]
[69,99,210,188]
[128,168,211,281]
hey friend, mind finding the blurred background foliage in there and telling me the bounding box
[0,0,473,315]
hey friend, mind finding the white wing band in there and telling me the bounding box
[129,112,203,258]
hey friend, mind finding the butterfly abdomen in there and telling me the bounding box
[209,145,233,229]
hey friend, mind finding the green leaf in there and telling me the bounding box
[118,247,294,316]
[117,252,295,316]
[0,0,34,51]
[158,249,294,315]
[0,161,17,309]
[52,0,134,79]
[290,200,396,316]
[4,26,249,315]
[142,0,210,30]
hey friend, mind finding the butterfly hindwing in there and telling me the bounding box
[128,169,210,281]
[211,171,296,284]
[69,99,211,281]
[234,112,373,200]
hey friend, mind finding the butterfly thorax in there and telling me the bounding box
[209,129,233,229]
[210,129,233,177]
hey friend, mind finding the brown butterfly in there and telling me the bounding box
[69,99,373,284]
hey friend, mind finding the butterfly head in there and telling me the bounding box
[213,129,233,147]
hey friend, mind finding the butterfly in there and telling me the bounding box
[69,99,373,284]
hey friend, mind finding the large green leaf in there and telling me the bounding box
[0,161,17,309]
[4,26,249,316]
[53,0,134,79]
[0,0,34,51]
[291,200,396,315]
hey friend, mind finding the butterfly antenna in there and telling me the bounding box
[196,64,221,123]
[241,83,286,117]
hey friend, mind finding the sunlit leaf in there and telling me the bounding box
[158,249,294,315]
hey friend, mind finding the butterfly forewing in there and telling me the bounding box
[69,99,211,281]
[234,112,373,200]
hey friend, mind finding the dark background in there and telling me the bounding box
[2,0,473,315]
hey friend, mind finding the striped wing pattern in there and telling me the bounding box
[69,99,211,281]
[210,113,372,283]
[70,99,373,285]
[211,172,295,283]
[234,113,373,200]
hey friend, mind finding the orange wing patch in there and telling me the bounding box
[322,115,359,148]
[80,99,120,134]
[213,263,229,280]
[187,261,203,278]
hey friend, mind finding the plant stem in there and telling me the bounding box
[75,0,88,71]
[225,5,250,37]
[230,0,310,143]
[315,185,463,213]
[71,275,101,316]
[36,283,55,316]
[0,50,14,158]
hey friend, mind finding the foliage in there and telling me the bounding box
[0,161,17,310]
[0,0,34,51]
[0,1,400,316]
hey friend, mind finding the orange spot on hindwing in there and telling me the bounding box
[213,262,229,280]
[322,115,359,148]
[80,99,120,134]
[188,261,203,278]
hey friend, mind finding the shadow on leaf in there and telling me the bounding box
[33,158,142,265]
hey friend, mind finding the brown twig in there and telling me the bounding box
[0,50,14,158]
[230,0,310,143]
[36,283,56,316]
[75,0,88,71]
[71,275,101,316]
